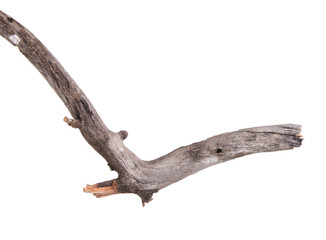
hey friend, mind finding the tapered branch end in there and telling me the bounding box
[142,198,153,207]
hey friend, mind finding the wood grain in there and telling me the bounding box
[0,10,303,205]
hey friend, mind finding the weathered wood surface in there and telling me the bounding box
[0,10,303,205]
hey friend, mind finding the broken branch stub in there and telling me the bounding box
[0,10,303,205]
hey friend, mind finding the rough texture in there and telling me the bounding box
[0,10,303,204]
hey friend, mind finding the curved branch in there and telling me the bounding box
[0,10,303,205]
[121,124,303,194]
[0,10,140,177]
[0,11,102,128]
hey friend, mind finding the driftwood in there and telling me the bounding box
[0,10,303,205]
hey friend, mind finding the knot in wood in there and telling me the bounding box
[118,130,128,140]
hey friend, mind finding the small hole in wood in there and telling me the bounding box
[7,17,14,23]
[215,148,222,153]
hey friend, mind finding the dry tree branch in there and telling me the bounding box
[0,10,303,206]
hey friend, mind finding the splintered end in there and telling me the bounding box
[83,180,120,198]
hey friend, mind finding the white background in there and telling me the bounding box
[0,1,325,239]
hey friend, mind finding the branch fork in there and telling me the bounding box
[0,10,303,206]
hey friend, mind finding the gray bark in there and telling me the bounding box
[0,10,302,204]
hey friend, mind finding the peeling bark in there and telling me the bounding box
[0,10,303,205]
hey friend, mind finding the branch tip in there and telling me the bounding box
[63,116,81,129]
[118,130,128,140]
[83,180,120,198]
[63,116,69,123]
[142,198,153,207]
